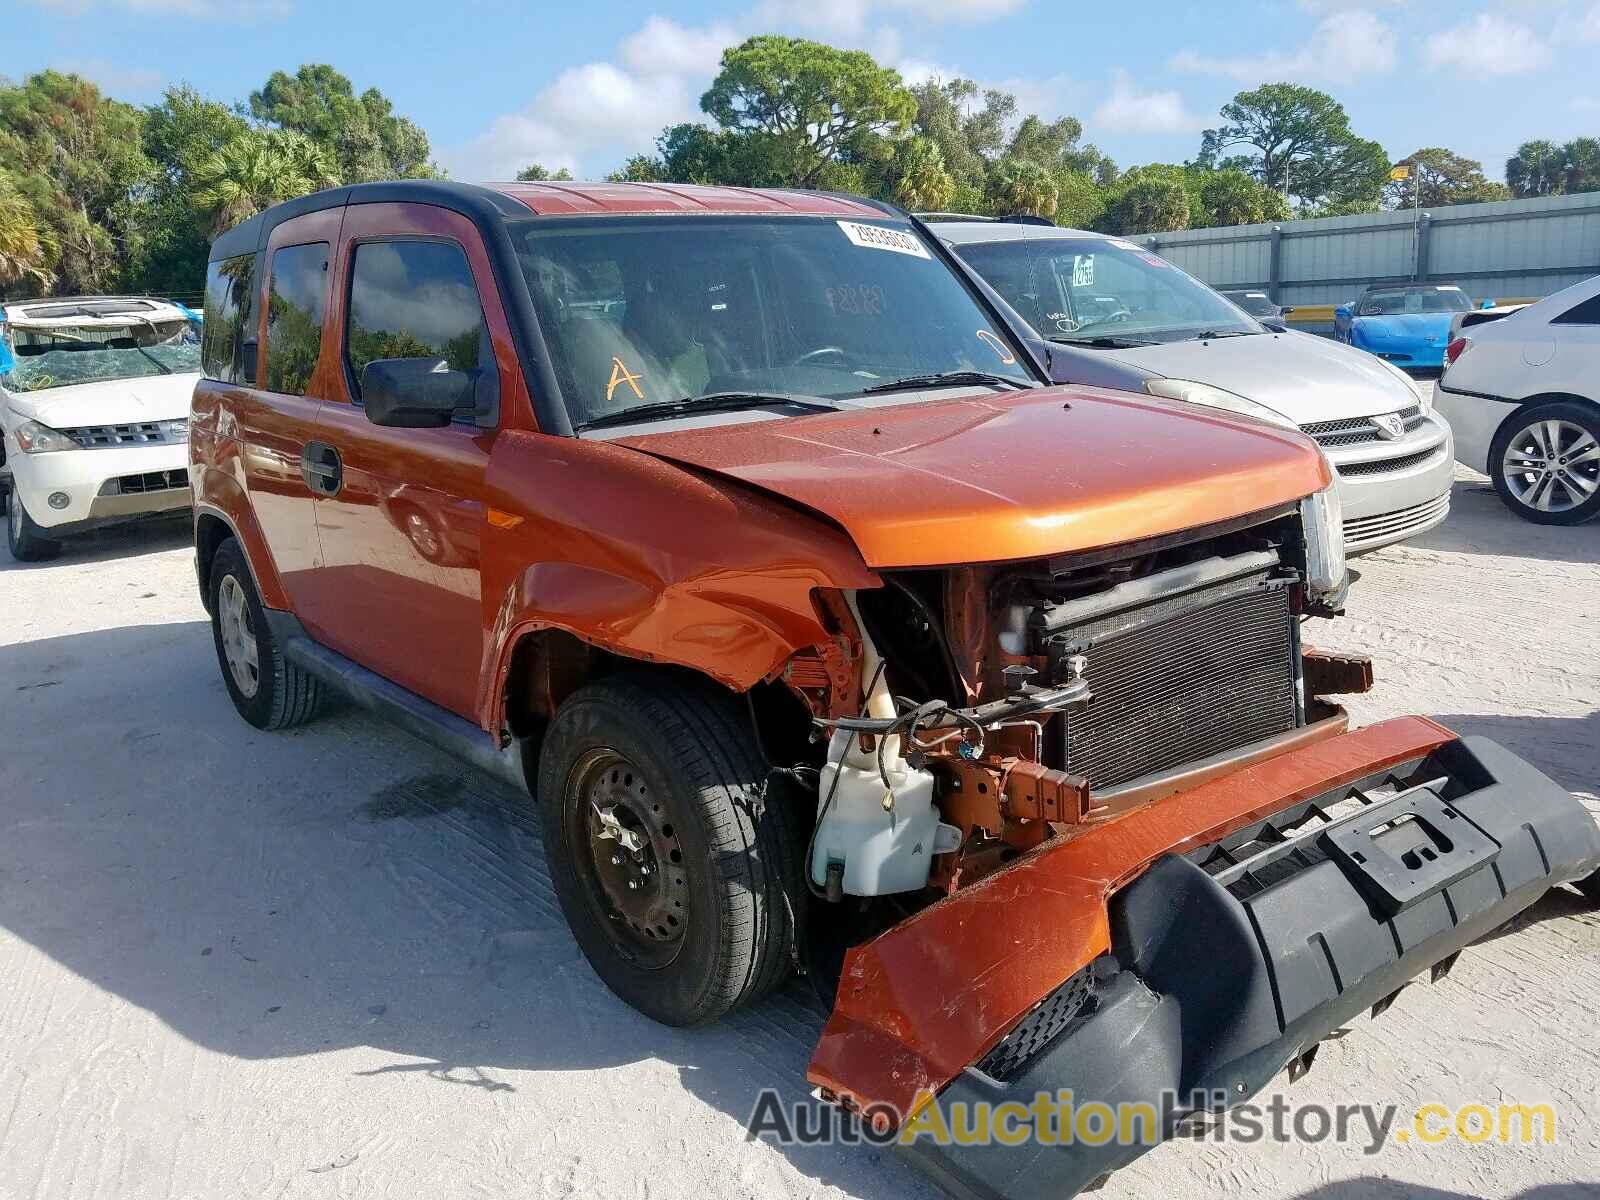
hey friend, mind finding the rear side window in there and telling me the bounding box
[1552,294,1600,326]
[265,242,330,395]
[344,239,490,417]
[201,253,258,384]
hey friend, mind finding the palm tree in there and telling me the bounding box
[889,137,954,212]
[987,158,1058,219]
[0,171,52,289]
[193,130,338,238]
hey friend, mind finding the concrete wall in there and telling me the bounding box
[1139,193,1600,325]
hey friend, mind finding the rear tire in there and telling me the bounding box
[209,538,324,729]
[537,674,795,1026]
[6,489,62,562]
[1488,401,1600,526]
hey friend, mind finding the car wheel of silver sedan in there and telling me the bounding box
[1489,401,1600,526]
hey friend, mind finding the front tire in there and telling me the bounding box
[6,488,62,562]
[1488,401,1600,525]
[209,538,325,729]
[537,674,795,1026]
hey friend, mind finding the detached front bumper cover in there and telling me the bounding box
[809,722,1600,1200]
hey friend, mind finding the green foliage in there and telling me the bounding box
[1198,83,1385,211]
[1100,170,1191,235]
[1384,148,1509,208]
[249,64,436,183]
[516,163,573,181]
[986,158,1057,218]
[192,128,338,238]
[700,36,916,188]
[0,169,51,286]
[1053,171,1106,229]
[0,71,152,295]
[886,136,954,211]
[1506,138,1600,198]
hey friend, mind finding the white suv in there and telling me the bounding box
[1,296,201,559]
[1436,273,1600,525]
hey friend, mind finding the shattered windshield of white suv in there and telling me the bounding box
[4,318,201,393]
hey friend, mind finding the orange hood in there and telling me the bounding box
[618,385,1330,569]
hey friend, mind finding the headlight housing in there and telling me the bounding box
[1143,378,1296,428]
[1300,479,1347,606]
[12,418,78,454]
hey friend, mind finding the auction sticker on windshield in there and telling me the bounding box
[838,221,930,259]
[1072,254,1095,287]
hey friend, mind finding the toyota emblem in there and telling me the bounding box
[1373,413,1405,439]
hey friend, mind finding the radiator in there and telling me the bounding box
[1050,571,1298,789]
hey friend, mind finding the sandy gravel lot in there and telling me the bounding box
[2,401,1598,1200]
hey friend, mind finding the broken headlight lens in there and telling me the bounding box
[1300,480,1347,602]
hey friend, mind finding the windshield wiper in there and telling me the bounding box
[1049,334,1161,349]
[1190,329,1262,341]
[860,369,1031,395]
[577,391,840,431]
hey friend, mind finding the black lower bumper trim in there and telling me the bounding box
[900,737,1600,1200]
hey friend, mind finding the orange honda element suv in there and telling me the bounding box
[191,181,1600,1200]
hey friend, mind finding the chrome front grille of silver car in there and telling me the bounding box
[60,420,187,448]
[1300,405,1424,448]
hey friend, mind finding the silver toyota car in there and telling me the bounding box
[937,218,1455,553]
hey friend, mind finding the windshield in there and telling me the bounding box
[1356,287,1472,316]
[955,236,1258,344]
[2,318,201,393]
[509,215,1034,428]
[1226,292,1278,317]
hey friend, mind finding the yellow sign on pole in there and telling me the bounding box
[1389,164,1411,181]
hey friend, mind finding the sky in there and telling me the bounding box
[9,0,1600,186]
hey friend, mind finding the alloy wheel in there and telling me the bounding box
[1501,419,1600,514]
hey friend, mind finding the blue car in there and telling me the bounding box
[1333,282,1474,369]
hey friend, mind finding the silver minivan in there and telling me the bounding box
[937,218,1455,553]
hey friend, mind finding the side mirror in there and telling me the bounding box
[361,357,473,428]
[1481,299,1495,310]
[239,339,258,385]
[1279,306,1295,317]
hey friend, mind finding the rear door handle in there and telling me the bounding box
[300,441,343,495]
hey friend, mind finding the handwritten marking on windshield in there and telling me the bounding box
[606,357,646,403]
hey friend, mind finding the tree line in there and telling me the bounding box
[2,38,1597,300]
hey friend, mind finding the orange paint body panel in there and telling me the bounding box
[620,387,1329,567]
[806,715,1457,1119]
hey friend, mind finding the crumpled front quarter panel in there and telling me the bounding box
[476,430,878,726]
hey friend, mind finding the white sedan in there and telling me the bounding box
[1,296,200,560]
[1436,274,1600,525]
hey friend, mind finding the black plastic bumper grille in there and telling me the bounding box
[974,969,1096,1083]
[1059,580,1297,788]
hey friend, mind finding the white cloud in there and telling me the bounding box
[1091,70,1206,135]
[445,17,739,180]
[1581,3,1600,43]
[756,0,1024,36]
[26,0,290,17]
[52,58,162,93]
[1171,11,1397,82]
[1424,14,1550,75]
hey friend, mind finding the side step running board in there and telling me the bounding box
[265,611,525,792]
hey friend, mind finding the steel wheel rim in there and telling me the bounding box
[566,748,688,968]
[1502,419,1600,513]
[218,574,261,698]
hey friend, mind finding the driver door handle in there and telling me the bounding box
[300,441,343,496]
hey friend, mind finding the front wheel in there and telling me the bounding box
[6,488,62,562]
[537,674,796,1026]
[1488,401,1600,525]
